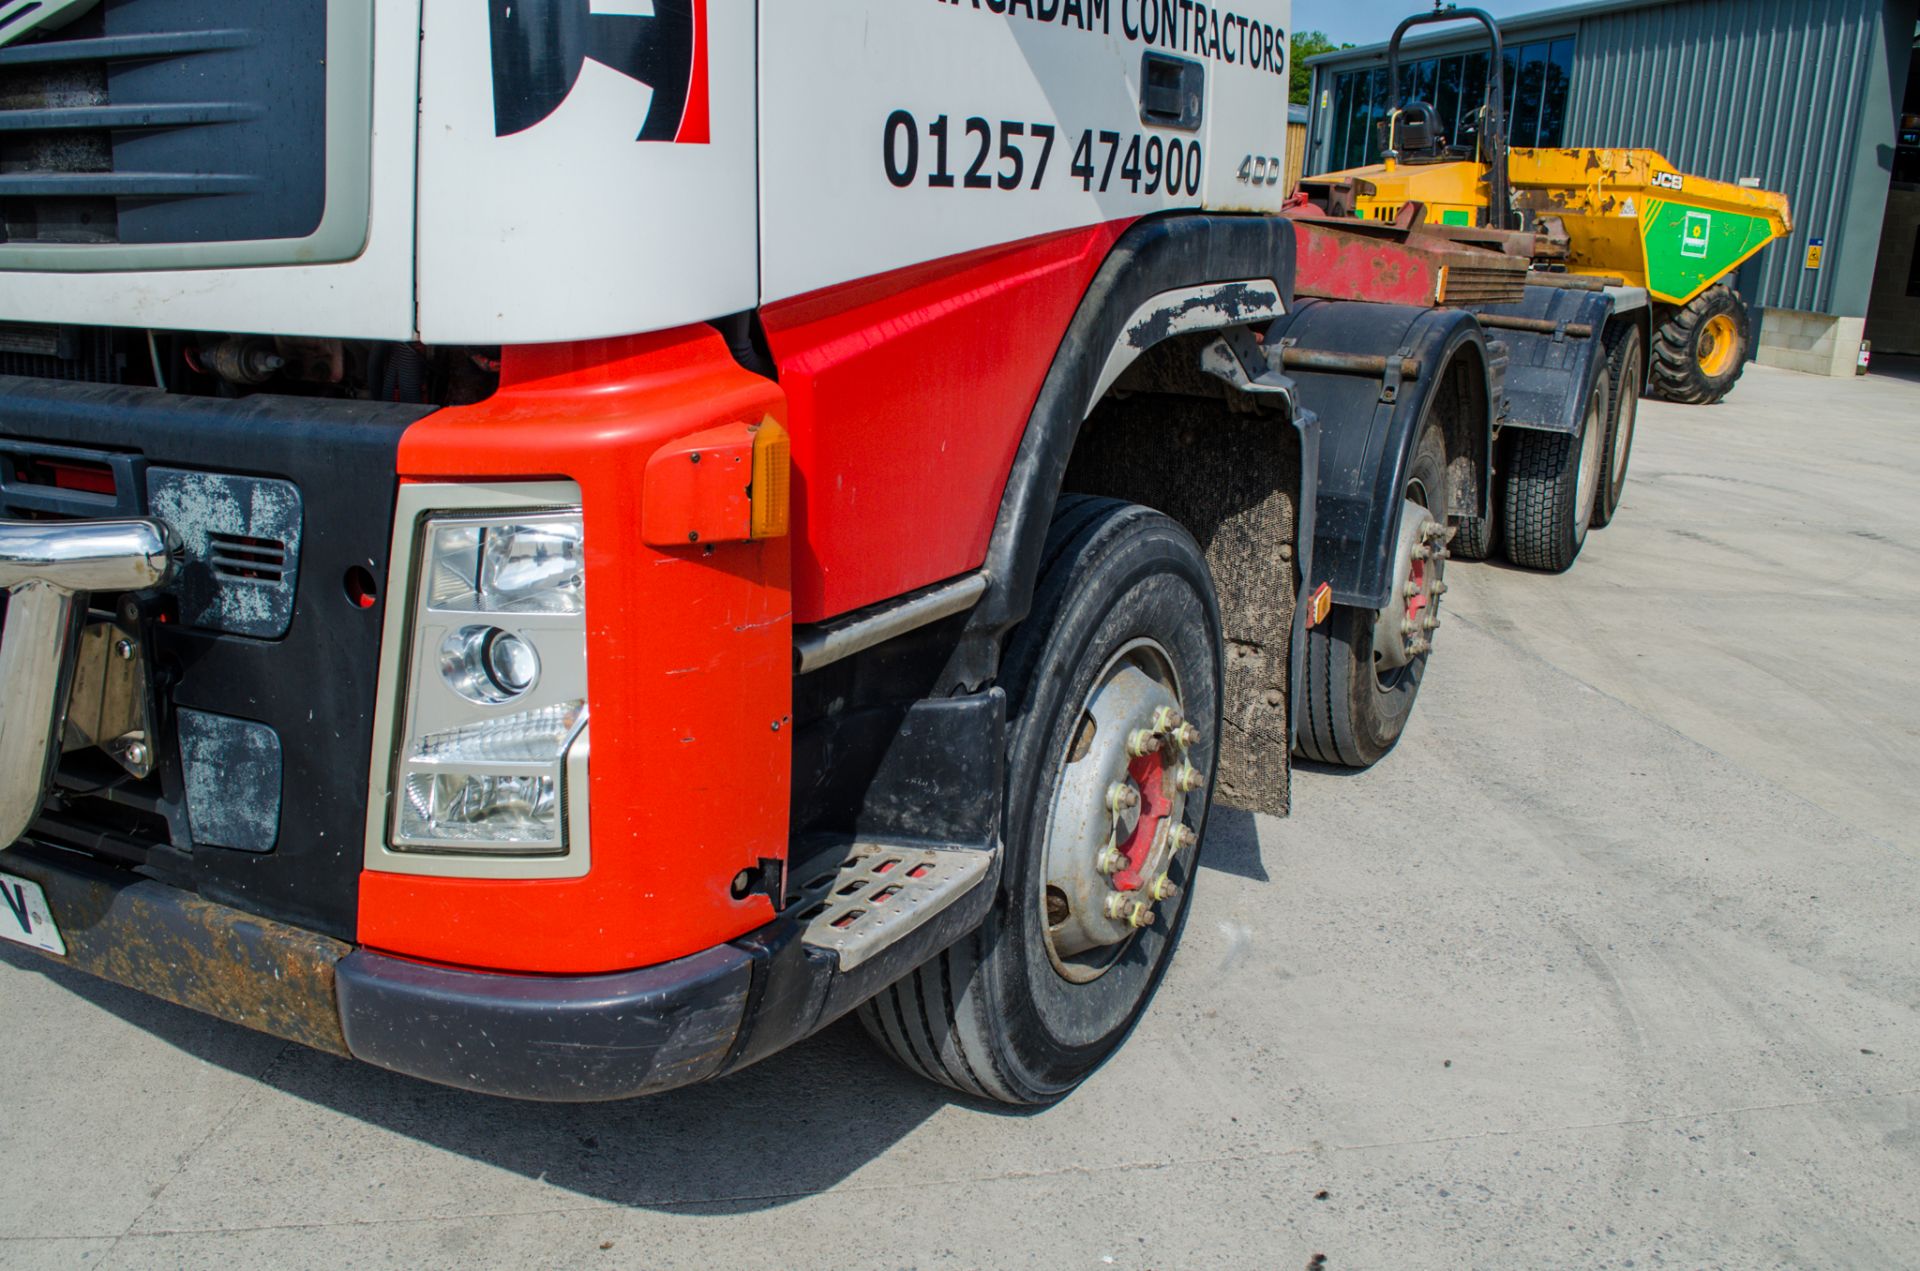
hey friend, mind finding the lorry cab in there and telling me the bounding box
[0,0,1328,1103]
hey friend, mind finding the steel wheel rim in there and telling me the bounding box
[1576,385,1606,531]
[1372,469,1447,692]
[1613,362,1641,480]
[1038,637,1198,985]
[1699,313,1739,378]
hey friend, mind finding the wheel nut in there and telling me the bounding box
[1105,893,1134,920]
[1170,824,1198,851]
[1152,706,1184,734]
[1128,902,1156,929]
[1404,581,1422,599]
[1107,782,1139,813]
[1096,846,1128,875]
[1149,873,1180,902]
[1411,545,1432,561]
[1434,580,1450,596]
[1127,728,1162,757]
[1173,721,1201,749]
[1175,763,1206,793]
[1422,616,1440,632]
[1421,520,1444,538]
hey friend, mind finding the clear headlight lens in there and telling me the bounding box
[439,625,542,704]
[397,703,585,850]
[429,516,584,615]
[392,511,588,856]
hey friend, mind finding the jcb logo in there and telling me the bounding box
[489,0,709,143]
[1651,171,1684,192]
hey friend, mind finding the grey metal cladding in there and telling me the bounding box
[146,468,303,639]
[177,708,283,853]
[1562,0,1916,316]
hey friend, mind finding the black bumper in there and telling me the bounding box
[4,844,760,1101]
[3,840,996,1101]
[334,945,753,1101]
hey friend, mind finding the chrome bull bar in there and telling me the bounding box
[0,519,178,847]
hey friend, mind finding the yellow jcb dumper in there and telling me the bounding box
[1306,6,1793,408]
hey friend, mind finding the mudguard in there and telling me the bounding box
[1473,286,1616,435]
[976,214,1302,635]
[1271,299,1493,613]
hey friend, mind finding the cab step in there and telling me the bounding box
[788,844,995,970]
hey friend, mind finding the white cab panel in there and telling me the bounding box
[0,0,420,341]
[415,0,758,345]
[759,0,1293,303]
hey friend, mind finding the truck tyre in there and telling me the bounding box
[1502,368,1609,573]
[1453,510,1495,561]
[859,496,1222,1105]
[1649,284,1748,405]
[1591,321,1644,529]
[1296,422,1451,770]
[1452,440,1502,561]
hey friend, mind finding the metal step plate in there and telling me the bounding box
[792,845,994,970]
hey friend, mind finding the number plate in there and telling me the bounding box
[0,872,66,956]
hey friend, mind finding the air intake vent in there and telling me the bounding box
[0,1,327,249]
[147,468,303,639]
[208,531,288,584]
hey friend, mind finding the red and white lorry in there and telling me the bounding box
[0,0,1632,1103]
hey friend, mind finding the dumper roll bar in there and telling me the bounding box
[1385,4,1512,230]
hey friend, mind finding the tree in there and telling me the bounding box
[1291,30,1350,106]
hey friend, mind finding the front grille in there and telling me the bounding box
[0,320,125,381]
[0,1,328,247]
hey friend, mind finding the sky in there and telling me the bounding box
[1292,0,1568,49]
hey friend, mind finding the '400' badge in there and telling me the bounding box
[488,0,709,143]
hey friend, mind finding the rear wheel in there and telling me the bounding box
[1452,509,1496,561]
[1502,367,1609,573]
[1591,322,1644,529]
[1650,284,1749,405]
[1296,422,1451,770]
[859,497,1221,1105]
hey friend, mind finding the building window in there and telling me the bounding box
[1321,35,1575,173]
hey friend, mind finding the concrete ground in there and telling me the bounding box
[3,364,1917,1270]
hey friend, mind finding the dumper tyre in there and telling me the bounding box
[1591,321,1644,529]
[1650,285,1748,405]
[859,496,1221,1105]
[1502,369,1610,573]
[1295,422,1450,769]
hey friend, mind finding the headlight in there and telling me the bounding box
[391,512,588,856]
[427,517,584,615]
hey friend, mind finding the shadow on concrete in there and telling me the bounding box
[1,939,1022,1213]
[6,803,1277,1209]
[1198,803,1269,882]
[1291,758,1377,781]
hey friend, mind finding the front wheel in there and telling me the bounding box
[1650,284,1749,405]
[860,497,1222,1105]
[1502,368,1609,573]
